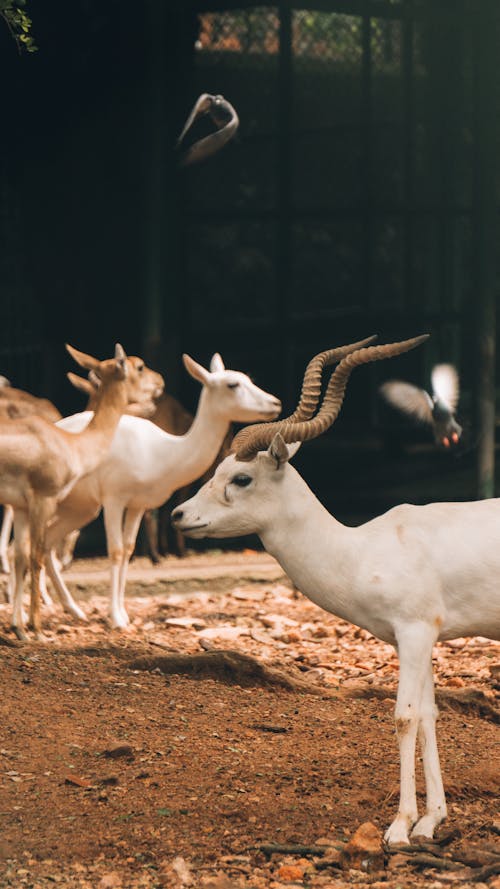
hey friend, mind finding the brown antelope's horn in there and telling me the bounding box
[179,94,239,167]
[233,335,429,460]
[287,335,378,424]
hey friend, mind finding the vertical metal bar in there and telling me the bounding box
[361,3,372,312]
[403,0,414,312]
[473,0,498,499]
[277,0,294,407]
[143,0,168,370]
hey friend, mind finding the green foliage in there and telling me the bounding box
[0,0,37,53]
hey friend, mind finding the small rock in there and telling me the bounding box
[233,587,266,601]
[276,862,308,882]
[198,625,249,641]
[250,629,273,645]
[340,822,385,872]
[64,775,93,789]
[165,617,207,630]
[260,613,299,630]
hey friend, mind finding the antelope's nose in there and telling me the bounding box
[171,508,184,526]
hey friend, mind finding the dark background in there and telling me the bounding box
[1,0,499,545]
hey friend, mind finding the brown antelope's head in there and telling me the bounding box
[67,347,164,412]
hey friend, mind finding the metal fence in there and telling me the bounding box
[175,0,499,507]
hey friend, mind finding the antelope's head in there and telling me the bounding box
[182,352,282,423]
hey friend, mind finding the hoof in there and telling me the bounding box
[12,625,29,643]
[110,613,130,630]
[384,816,414,847]
[68,606,87,622]
[411,812,444,840]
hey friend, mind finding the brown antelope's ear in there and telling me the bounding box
[114,343,128,378]
[268,433,294,468]
[209,353,225,373]
[66,343,100,372]
[67,372,94,395]
[182,353,211,386]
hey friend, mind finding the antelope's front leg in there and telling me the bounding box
[0,505,13,574]
[384,623,437,846]
[117,507,145,626]
[103,501,128,628]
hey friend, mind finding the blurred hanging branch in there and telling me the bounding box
[1,0,36,53]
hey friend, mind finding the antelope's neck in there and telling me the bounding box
[260,474,357,620]
[74,381,127,474]
[168,388,230,488]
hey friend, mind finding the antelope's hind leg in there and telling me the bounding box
[384,622,439,845]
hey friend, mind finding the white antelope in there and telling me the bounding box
[35,352,285,629]
[172,335,500,846]
[1,343,162,640]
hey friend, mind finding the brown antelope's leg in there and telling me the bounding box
[11,509,30,641]
[143,509,161,564]
[29,498,55,639]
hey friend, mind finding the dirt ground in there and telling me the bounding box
[0,551,498,889]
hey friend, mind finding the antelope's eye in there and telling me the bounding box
[227,382,239,389]
[137,363,144,373]
[231,473,252,487]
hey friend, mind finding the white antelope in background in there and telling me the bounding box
[34,352,282,629]
[1,343,162,640]
[172,334,500,846]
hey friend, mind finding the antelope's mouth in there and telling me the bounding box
[179,523,209,536]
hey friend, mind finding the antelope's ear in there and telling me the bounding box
[268,433,300,468]
[67,373,94,395]
[114,343,128,378]
[66,343,100,372]
[209,353,225,373]
[182,353,211,386]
